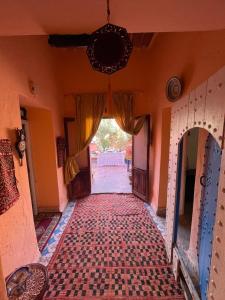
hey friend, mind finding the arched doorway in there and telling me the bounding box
[173,128,221,299]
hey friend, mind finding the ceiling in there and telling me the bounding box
[0,0,225,36]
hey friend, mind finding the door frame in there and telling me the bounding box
[132,115,151,202]
[64,117,75,157]
[64,117,91,199]
[173,138,184,245]
[22,119,38,216]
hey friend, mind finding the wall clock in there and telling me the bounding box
[15,128,26,166]
[166,76,183,102]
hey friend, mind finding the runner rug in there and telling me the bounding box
[35,212,61,252]
[44,194,184,299]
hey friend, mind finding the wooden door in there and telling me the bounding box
[198,134,221,300]
[132,115,150,201]
[64,118,91,200]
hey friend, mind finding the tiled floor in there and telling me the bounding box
[145,203,166,239]
[39,202,75,266]
[42,195,184,299]
[91,166,132,193]
[35,212,61,252]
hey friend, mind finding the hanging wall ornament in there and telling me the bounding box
[87,0,133,74]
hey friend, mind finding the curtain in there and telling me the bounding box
[113,92,145,135]
[65,93,106,184]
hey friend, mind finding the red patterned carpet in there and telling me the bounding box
[44,194,184,299]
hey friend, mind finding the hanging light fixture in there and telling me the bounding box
[87,0,133,74]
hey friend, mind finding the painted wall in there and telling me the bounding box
[27,107,60,211]
[0,36,67,279]
[54,47,152,118]
[0,93,40,277]
[157,107,171,213]
[0,258,7,299]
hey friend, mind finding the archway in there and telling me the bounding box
[90,118,132,194]
[173,127,221,299]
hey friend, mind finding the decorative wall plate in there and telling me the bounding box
[166,76,183,102]
[87,23,133,74]
[6,263,48,299]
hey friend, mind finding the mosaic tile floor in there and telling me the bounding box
[35,212,62,252]
[39,202,75,266]
[145,204,166,239]
[42,194,184,299]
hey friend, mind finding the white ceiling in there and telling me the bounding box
[0,0,225,36]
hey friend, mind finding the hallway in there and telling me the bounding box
[44,194,184,299]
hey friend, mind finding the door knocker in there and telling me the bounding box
[15,128,26,166]
[200,175,212,187]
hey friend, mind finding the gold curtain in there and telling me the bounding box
[113,92,145,135]
[65,93,106,184]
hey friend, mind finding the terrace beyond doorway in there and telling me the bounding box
[90,119,132,194]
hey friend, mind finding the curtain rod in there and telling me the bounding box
[64,90,144,97]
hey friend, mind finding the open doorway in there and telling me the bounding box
[177,128,199,252]
[174,127,222,298]
[90,118,132,193]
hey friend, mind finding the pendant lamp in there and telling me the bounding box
[87,0,133,74]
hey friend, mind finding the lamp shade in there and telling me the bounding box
[87,23,133,74]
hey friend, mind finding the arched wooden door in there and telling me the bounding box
[198,134,222,300]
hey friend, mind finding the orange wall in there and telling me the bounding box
[27,107,61,211]
[158,107,171,213]
[0,94,40,277]
[0,36,67,279]
[54,48,152,118]
[0,258,7,299]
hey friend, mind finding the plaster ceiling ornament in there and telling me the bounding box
[86,0,133,74]
[166,76,183,102]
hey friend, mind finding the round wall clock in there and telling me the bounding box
[166,76,183,102]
